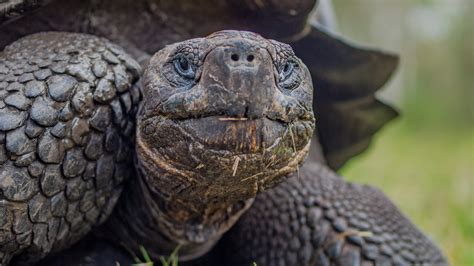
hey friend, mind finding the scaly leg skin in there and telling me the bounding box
[0,32,141,265]
[220,161,448,266]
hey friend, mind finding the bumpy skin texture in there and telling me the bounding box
[218,162,447,265]
[0,32,141,264]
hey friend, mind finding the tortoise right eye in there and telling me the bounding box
[278,59,301,90]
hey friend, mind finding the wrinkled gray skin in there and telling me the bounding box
[0,0,448,265]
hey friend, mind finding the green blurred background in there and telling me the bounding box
[330,0,473,264]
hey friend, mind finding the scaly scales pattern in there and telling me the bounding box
[0,32,141,265]
[222,162,447,265]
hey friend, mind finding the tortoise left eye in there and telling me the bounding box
[279,62,294,82]
[173,55,195,79]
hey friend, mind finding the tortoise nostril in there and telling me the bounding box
[231,54,239,61]
[247,54,254,62]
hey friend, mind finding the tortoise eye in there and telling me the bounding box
[173,55,195,79]
[178,57,189,70]
[279,62,294,82]
[278,59,301,90]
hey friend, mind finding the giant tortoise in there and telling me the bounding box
[0,0,447,265]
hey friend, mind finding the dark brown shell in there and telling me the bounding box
[0,0,52,24]
[291,24,398,169]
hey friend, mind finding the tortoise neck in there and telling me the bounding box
[105,162,253,261]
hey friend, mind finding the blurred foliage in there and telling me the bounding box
[333,0,473,265]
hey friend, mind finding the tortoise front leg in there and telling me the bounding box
[0,32,141,265]
[221,161,447,265]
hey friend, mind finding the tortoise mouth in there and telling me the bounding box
[173,115,313,155]
[137,113,314,189]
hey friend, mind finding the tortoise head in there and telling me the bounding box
[138,30,314,210]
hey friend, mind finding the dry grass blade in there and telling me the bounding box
[232,156,241,176]
[241,172,264,182]
[218,117,248,121]
[288,123,299,177]
[337,230,373,240]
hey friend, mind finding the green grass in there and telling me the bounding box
[158,246,180,266]
[132,245,180,266]
[131,245,259,266]
[340,120,473,265]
